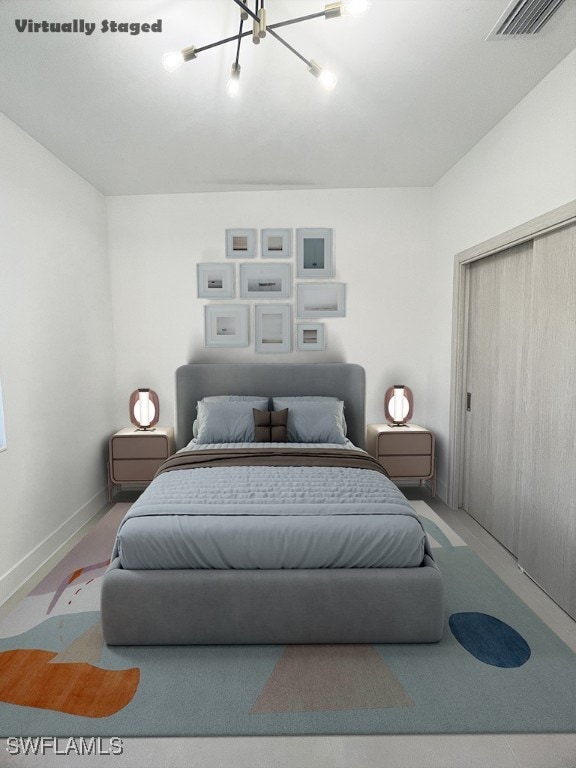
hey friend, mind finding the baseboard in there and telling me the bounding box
[0,488,108,607]
[434,477,448,504]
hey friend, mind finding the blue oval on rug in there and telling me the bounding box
[449,612,531,668]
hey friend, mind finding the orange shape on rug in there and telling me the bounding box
[0,649,139,717]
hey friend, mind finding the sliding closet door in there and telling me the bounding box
[462,242,533,556]
[517,223,576,618]
[462,221,576,618]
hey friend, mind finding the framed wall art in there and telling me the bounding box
[226,229,257,258]
[261,229,292,258]
[296,282,346,318]
[197,263,235,299]
[296,228,333,278]
[296,322,325,351]
[255,304,291,353]
[204,304,249,347]
[240,263,291,299]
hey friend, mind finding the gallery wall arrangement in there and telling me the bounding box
[197,228,346,353]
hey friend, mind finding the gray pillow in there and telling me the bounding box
[193,396,268,438]
[272,398,346,444]
[201,395,268,404]
[196,401,269,443]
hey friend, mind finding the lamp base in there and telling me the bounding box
[389,422,408,428]
[134,426,156,432]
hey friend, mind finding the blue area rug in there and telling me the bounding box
[0,501,575,736]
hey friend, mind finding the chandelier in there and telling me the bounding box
[162,0,368,96]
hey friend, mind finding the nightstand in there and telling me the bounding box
[108,427,174,500]
[366,423,435,497]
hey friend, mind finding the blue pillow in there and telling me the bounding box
[196,401,268,443]
[193,396,268,438]
[272,398,346,444]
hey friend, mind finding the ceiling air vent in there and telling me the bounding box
[488,0,567,37]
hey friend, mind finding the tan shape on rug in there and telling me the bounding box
[0,648,139,717]
[51,621,104,665]
[251,645,413,713]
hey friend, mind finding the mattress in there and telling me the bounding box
[113,441,428,571]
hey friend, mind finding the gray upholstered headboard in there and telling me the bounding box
[175,363,366,450]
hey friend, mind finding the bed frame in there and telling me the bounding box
[101,363,444,645]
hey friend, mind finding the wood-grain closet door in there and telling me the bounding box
[462,241,534,556]
[517,222,576,618]
[463,221,576,619]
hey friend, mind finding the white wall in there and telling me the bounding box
[0,113,116,603]
[430,50,576,501]
[107,187,437,446]
[434,50,576,254]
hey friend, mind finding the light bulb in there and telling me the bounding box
[226,63,241,97]
[308,60,337,90]
[226,78,240,97]
[343,0,369,14]
[136,389,155,428]
[319,69,337,89]
[162,45,196,73]
[392,387,405,422]
[162,50,185,73]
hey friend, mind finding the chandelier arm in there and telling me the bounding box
[232,0,330,28]
[194,29,252,56]
[235,17,244,65]
[267,11,326,30]
[265,27,312,67]
[230,0,329,67]
[232,0,259,24]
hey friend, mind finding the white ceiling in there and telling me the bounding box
[1,0,574,195]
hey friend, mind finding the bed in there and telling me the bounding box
[101,363,443,645]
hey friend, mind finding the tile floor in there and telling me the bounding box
[1,489,575,768]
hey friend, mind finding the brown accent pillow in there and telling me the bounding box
[253,408,289,442]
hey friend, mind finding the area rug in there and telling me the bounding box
[1,501,575,737]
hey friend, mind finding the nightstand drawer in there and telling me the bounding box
[108,427,174,500]
[111,458,164,482]
[380,455,433,478]
[111,435,169,459]
[377,433,432,456]
[366,423,436,496]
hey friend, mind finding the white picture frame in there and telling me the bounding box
[296,322,325,351]
[226,228,257,258]
[261,229,292,258]
[296,282,346,318]
[240,263,291,299]
[197,263,235,299]
[255,304,291,353]
[296,228,333,278]
[204,304,249,347]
